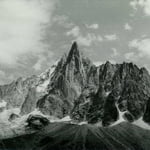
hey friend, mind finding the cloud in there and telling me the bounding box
[93,61,103,67]
[143,64,150,73]
[124,23,132,31]
[130,0,150,16]
[53,15,74,28]
[67,29,118,45]
[33,55,46,71]
[0,70,5,78]
[129,38,150,58]
[66,26,80,37]
[0,70,7,84]
[0,0,56,66]
[86,23,99,29]
[104,34,118,41]
[109,60,116,64]
[77,33,103,46]
[124,52,138,61]
[130,0,138,10]
[66,26,103,46]
[111,48,119,57]
[33,51,54,71]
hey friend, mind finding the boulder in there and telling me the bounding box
[26,114,49,130]
[8,113,20,122]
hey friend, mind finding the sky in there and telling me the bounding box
[0,0,150,84]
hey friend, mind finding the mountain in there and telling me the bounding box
[0,62,57,115]
[0,42,150,127]
[72,61,150,126]
[37,42,93,118]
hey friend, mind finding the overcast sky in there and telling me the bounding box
[0,0,150,84]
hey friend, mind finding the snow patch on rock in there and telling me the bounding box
[106,91,111,97]
[0,100,7,108]
[50,116,72,123]
[111,103,126,126]
[36,79,49,93]
[60,116,71,122]
[36,63,57,93]
[133,117,150,130]
[78,121,88,125]
[11,109,48,129]
[0,108,20,123]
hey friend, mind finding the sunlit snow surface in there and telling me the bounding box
[78,122,88,125]
[36,63,57,93]
[0,108,21,139]
[36,80,49,93]
[133,117,150,130]
[0,108,20,122]
[0,105,150,140]
[106,91,111,97]
[110,103,150,130]
[0,100,7,108]
[0,109,50,139]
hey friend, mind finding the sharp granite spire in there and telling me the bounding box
[0,42,150,129]
[66,41,81,64]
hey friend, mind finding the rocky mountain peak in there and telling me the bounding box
[1,43,150,127]
[105,61,112,66]
[67,41,80,59]
[52,41,86,84]
[65,41,83,71]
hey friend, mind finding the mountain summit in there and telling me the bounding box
[0,42,150,126]
[67,41,80,62]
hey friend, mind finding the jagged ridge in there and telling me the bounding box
[0,42,150,126]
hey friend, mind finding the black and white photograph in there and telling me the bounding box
[0,0,150,150]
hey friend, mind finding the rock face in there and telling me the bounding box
[143,98,150,124]
[0,42,150,126]
[26,114,49,130]
[0,76,38,109]
[21,88,37,115]
[8,113,20,122]
[71,60,150,125]
[0,64,56,115]
[37,42,91,117]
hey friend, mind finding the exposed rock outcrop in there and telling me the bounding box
[0,42,150,126]
[26,114,49,130]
